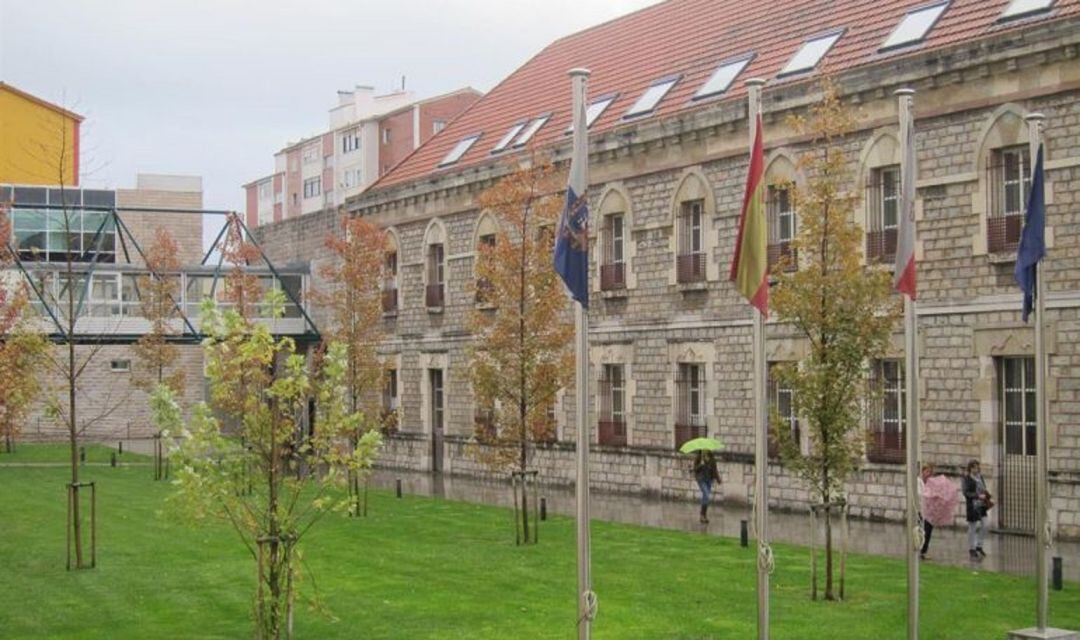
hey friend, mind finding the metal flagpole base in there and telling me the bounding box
[1008,628,1079,639]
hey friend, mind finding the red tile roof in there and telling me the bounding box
[372,0,1079,190]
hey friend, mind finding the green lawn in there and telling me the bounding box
[1,448,1077,639]
[0,442,148,465]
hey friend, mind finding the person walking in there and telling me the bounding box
[693,450,720,524]
[918,463,934,560]
[962,459,991,561]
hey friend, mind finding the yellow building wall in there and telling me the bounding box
[0,86,80,187]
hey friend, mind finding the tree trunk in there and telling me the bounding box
[66,238,84,570]
[824,504,835,600]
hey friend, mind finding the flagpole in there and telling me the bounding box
[897,87,921,640]
[569,67,594,640]
[1027,112,1050,634]
[746,76,770,640]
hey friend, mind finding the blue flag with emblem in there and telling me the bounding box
[554,82,590,308]
[1015,143,1045,323]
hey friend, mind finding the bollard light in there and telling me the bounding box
[540,497,547,521]
[110,453,117,468]
[1053,556,1063,591]
[740,519,749,547]
[396,479,403,498]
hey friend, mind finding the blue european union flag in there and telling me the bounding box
[555,184,589,307]
[1015,144,1045,323]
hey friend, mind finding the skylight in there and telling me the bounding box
[1000,0,1055,20]
[567,95,617,133]
[779,31,843,76]
[512,114,551,147]
[439,134,481,167]
[492,122,526,153]
[880,2,948,51]
[694,55,753,100]
[624,77,679,118]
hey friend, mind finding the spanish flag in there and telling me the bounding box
[729,114,768,316]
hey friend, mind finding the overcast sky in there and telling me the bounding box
[1,0,659,219]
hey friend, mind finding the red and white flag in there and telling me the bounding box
[894,105,917,299]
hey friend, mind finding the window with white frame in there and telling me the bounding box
[866,165,900,263]
[767,363,800,458]
[382,368,399,431]
[257,180,272,200]
[868,359,905,464]
[1000,356,1036,456]
[779,31,844,76]
[382,128,391,145]
[676,200,705,283]
[600,212,626,291]
[302,145,319,164]
[598,364,627,446]
[425,243,445,308]
[674,363,706,448]
[341,128,361,154]
[767,184,797,272]
[302,177,321,199]
[988,145,1032,253]
[433,119,447,134]
[110,359,131,373]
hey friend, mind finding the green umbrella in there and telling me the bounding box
[679,437,725,454]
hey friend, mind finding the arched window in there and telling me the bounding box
[382,228,401,315]
[595,185,634,293]
[973,105,1033,256]
[669,169,717,286]
[764,152,800,272]
[856,130,902,264]
[473,212,499,305]
[423,219,447,311]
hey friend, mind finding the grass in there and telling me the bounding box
[1,445,1078,639]
[0,442,148,465]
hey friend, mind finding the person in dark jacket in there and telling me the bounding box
[693,450,721,524]
[962,459,991,560]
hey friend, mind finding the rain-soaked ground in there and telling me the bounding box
[370,468,1080,582]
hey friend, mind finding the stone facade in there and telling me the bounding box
[257,20,1080,538]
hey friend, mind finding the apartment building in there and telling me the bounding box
[243,85,480,227]
[255,0,1080,538]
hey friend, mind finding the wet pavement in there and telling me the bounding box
[371,469,1080,582]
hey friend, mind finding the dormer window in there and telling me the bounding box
[694,55,753,101]
[779,31,843,77]
[880,2,948,51]
[1000,0,1055,21]
[624,77,679,119]
[439,134,481,167]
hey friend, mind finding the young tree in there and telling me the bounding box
[316,214,388,516]
[467,159,573,543]
[131,227,185,395]
[152,247,382,640]
[771,82,900,600]
[131,228,185,480]
[0,206,48,452]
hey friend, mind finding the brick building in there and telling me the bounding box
[243,86,481,227]
[255,0,1080,538]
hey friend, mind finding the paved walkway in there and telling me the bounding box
[372,469,1080,582]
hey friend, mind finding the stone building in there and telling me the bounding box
[256,0,1080,538]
